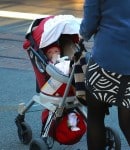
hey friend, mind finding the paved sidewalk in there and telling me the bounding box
[0,17,32,70]
[0,0,83,18]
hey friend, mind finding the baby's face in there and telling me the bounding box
[46,47,60,63]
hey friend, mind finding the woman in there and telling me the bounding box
[80,0,130,149]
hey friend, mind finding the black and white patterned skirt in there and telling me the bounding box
[86,57,130,109]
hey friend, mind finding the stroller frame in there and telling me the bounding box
[15,45,88,147]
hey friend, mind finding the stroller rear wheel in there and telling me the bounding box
[17,122,32,144]
[105,127,121,150]
[29,138,49,150]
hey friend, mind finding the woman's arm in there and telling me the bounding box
[80,0,101,41]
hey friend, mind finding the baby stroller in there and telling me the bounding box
[15,15,121,150]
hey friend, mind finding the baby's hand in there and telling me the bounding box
[51,54,60,64]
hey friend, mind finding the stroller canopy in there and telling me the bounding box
[23,15,81,50]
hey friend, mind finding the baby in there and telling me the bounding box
[44,43,70,75]
[44,43,61,64]
[41,43,74,96]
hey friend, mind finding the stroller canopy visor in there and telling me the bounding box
[23,15,81,50]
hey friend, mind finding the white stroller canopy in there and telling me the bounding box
[26,15,81,48]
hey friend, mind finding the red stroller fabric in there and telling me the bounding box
[23,16,54,50]
[41,109,87,145]
[54,113,87,145]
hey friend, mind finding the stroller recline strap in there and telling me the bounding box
[27,34,38,49]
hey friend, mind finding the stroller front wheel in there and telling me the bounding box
[17,122,32,144]
[29,138,49,150]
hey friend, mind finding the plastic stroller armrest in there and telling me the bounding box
[46,64,69,83]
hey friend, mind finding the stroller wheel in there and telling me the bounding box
[17,122,32,144]
[29,138,48,150]
[105,127,121,150]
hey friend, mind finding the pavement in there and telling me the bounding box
[0,0,129,150]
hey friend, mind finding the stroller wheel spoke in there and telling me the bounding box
[29,138,48,150]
